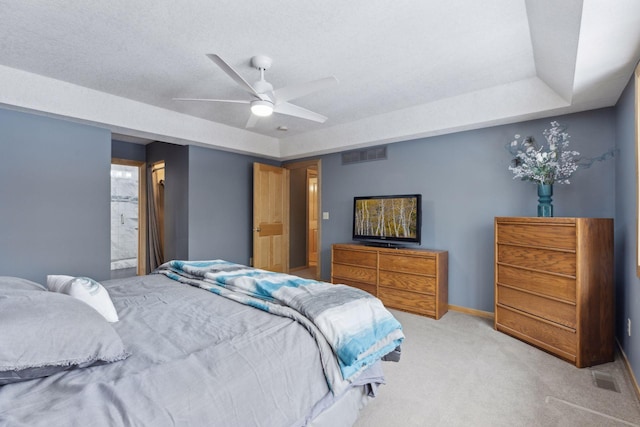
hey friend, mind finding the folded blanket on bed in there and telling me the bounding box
[154,260,404,383]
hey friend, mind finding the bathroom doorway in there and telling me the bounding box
[110,159,146,278]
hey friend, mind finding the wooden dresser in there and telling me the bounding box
[331,243,448,319]
[494,217,614,367]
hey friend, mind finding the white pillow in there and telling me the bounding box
[47,275,119,323]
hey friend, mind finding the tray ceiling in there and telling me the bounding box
[1,0,639,159]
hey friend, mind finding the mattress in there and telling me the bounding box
[0,274,381,426]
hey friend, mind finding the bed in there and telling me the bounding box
[0,260,403,427]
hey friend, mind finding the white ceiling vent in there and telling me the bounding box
[341,146,387,165]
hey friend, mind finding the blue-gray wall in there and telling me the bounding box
[142,142,278,264]
[319,108,616,312]
[147,141,190,262]
[614,73,640,385]
[0,109,270,283]
[187,145,276,264]
[112,139,146,162]
[0,108,111,283]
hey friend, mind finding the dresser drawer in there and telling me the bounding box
[496,223,576,250]
[337,279,376,296]
[333,248,377,267]
[332,264,376,284]
[379,254,435,275]
[497,285,576,329]
[497,245,576,276]
[331,243,448,320]
[379,271,435,294]
[379,287,435,316]
[496,264,576,303]
[496,306,577,361]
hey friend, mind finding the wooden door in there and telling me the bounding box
[253,163,289,272]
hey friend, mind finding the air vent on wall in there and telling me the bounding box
[341,146,387,165]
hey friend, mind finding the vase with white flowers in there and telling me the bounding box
[507,121,613,217]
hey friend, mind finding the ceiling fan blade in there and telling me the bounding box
[173,97,250,104]
[206,54,268,100]
[245,114,260,129]
[274,102,328,123]
[273,76,338,104]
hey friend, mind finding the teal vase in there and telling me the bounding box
[537,183,553,217]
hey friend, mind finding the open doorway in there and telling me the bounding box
[307,168,318,270]
[110,159,146,279]
[285,159,321,280]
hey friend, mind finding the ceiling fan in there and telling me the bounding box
[175,54,339,128]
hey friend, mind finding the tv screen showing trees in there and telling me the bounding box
[353,194,421,244]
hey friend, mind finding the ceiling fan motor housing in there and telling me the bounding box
[251,55,272,71]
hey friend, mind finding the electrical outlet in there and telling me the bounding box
[628,318,632,337]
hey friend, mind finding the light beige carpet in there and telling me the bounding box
[354,310,640,426]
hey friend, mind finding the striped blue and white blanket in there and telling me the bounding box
[153,260,404,387]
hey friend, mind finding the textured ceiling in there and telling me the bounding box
[1,0,639,159]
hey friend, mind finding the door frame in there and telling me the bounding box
[111,158,147,276]
[306,168,318,268]
[284,159,322,280]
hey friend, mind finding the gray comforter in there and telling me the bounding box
[0,274,380,427]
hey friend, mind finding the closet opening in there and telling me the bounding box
[147,161,165,272]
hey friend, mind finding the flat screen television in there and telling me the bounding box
[352,194,421,247]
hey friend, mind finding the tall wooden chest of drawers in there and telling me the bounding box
[494,217,614,367]
[331,243,448,319]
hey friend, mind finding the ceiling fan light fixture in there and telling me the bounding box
[250,100,274,117]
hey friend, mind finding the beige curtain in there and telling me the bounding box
[147,164,164,271]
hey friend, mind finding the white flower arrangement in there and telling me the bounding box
[508,121,580,185]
